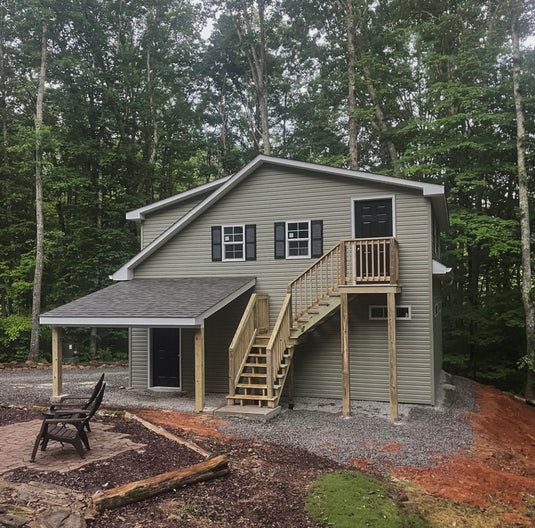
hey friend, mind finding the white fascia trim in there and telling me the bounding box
[432,259,452,275]
[39,316,198,328]
[258,156,445,196]
[126,176,232,221]
[196,278,256,321]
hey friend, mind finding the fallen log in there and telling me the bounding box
[91,454,229,512]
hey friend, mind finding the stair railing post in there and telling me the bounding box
[339,241,346,286]
[266,343,274,401]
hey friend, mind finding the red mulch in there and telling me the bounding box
[392,384,535,510]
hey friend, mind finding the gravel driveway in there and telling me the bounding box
[0,365,477,472]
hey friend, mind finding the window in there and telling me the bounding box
[222,225,244,261]
[287,221,310,258]
[274,220,323,259]
[369,305,411,320]
[211,225,256,262]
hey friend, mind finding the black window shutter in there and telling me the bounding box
[274,222,286,259]
[311,220,323,258]
[245,224,256,261]
[211,226,222,261]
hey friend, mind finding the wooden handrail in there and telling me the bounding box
[288,237,399,323]
[228,293,269,396]
[266,294,292,400]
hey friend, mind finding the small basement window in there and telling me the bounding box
[369,305,412,320]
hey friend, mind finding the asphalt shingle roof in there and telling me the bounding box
[40,277,255,326]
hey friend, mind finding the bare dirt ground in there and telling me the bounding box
[1,381,535,527]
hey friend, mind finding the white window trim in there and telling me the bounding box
[369,305,412,320]
[351,195,396,238]
[286,220,311,259]
[222,224,245,262]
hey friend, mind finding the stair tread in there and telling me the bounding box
[227,394,277,401]
[244,362,267,368]
[240,373,267,378]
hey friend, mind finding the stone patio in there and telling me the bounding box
[0,419,146,475]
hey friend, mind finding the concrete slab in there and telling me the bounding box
[214,405,281,421]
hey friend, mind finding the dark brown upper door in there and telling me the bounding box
[354,199,393,238]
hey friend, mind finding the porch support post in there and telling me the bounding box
[194,327,205,412]
[288,348,295,410]
[387,292,398,422]
[341,292,351,417]
[52,326,63,397]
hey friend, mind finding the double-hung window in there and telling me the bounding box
[211,224,256,262]
[274,220,323,260]
[286,221,311,258]
[222,225,245,261]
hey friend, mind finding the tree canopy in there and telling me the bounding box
[0,0,534,394]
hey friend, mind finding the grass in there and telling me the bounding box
[305,471,431,528]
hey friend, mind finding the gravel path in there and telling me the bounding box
[0,365,477,472]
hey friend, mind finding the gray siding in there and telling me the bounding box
[130,328,149,389]
[129,291,252,394]
[141,196,204,248]
[204,290,252,392]
[181,330,195,393]
[432,277,443,401]
[133,165,436,404]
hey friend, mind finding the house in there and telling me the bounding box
[40,155,449,421]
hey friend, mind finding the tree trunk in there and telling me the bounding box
[257,0,270,155]
[362,63,399,174]
[29,19,48,363]
[0,0,6,154]
[234,0,270,155]
[512,16,535,400]
[343,0,358,170]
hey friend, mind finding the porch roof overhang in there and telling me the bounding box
[39,277,256,328]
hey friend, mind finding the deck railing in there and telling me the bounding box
[288,237,398,322]
[228,293,269,395]
[266,293,292,401]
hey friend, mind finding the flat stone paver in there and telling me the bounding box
[0,419,146,474]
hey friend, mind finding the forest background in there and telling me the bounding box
[0,0,534,395]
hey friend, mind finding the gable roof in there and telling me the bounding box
[112,155,448,281]
[126,176,232,221]
[40,277,255,327]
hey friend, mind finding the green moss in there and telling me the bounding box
[305,471,431,528]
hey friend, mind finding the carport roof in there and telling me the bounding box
[39,277,256,327]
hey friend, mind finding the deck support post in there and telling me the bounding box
[52,326,63,397]
[288,349,295,409]
[341,292,351,417]
[387,292,398,422]
[194,327,205,412]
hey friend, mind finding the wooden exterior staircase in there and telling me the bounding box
[227,237,399,409]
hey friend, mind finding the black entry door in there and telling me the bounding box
[354,199,393,238]
[152,328,180,387]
